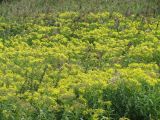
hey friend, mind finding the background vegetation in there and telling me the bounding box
[0,0,160,19]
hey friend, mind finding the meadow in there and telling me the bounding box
[0,0,160,120]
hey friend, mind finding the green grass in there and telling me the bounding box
[0,0,160,20]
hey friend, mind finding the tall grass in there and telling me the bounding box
[0,0,159,20]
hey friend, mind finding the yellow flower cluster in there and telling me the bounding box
[0,12,160,120]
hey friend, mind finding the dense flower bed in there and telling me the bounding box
[0,12,160,120]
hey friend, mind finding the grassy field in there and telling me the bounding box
[0,0,160,120]
[0,0,160,19]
